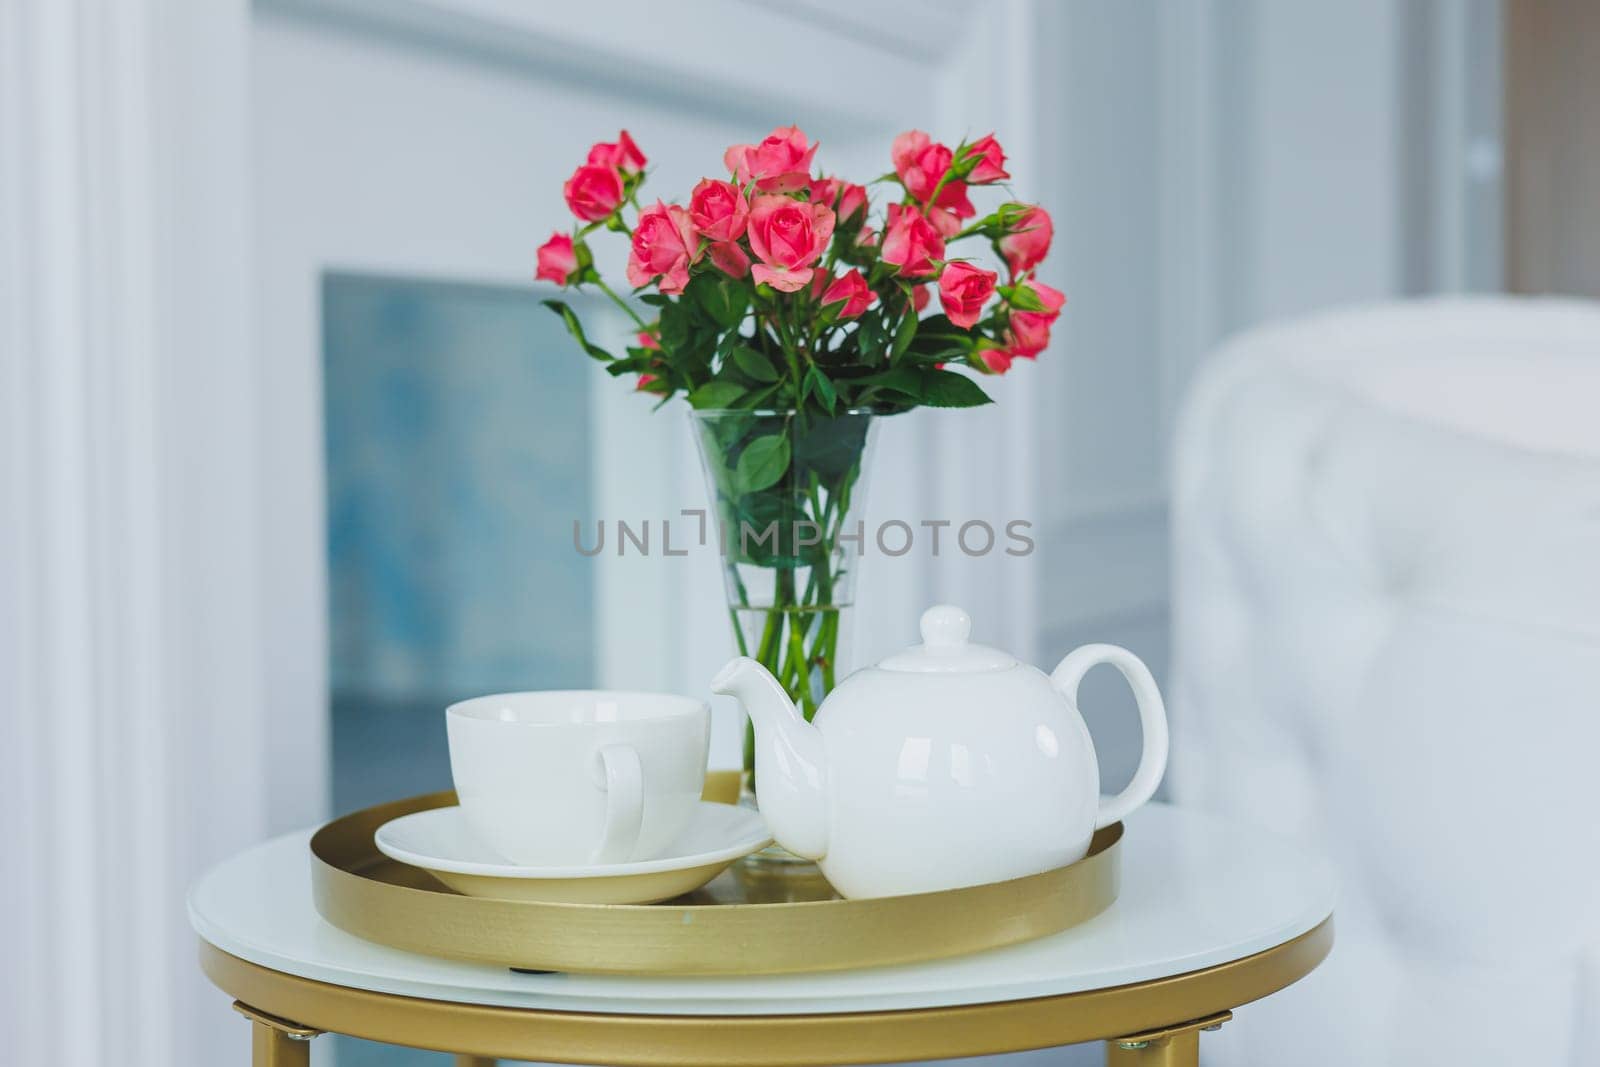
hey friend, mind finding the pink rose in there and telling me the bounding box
[838,182,869,222]
[892,130,954,202]
[636,373,660,391]
[1018,277,1066,315]
[880,203,945,277]
[891,130,931,175]
[626,201,701,295]
[563,163,624,222]
[636,330,661,350]
[746,194,835,292]
[1008,314,1051,356]
[938,261,998,330]
[535,232,577,285]
[927,180,976,238]
[820,269,876,319]
[855,226,880,249]
[964,134,1009,184]
[708,240,751,279]
[998,205,1053,276]
[811,177,868,222]
[587,130,647,175]
[689,178,750,242]
[980,349,1014,374]
[724,126,819,193]
[910,284,930,313]
[1006,278,1065,356]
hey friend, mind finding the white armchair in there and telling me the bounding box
[1170,298,1600,1065]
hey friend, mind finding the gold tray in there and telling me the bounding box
[310,779,1121,976]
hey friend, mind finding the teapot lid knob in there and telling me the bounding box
[878,604,1016,673]
[920,605,972,649]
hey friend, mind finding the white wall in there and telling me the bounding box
[1029,0,1501,792]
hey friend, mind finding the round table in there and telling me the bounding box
[189,802,1335,1067]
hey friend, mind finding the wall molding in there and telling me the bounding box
[258,0,953,130]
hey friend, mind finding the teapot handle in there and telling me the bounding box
[1050,644,1170,830]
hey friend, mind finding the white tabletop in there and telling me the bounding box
[188,802,1335,1017]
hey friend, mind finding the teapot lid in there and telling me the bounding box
[878,605,1016,673]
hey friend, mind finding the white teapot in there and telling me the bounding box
[711,604,1169,898]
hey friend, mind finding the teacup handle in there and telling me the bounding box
[591,743,644,864]
[1050,644,1170,830]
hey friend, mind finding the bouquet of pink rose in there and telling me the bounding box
[536,125,1059,794]
[536,124,1060,409]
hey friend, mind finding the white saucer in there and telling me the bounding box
[374,801,772,904]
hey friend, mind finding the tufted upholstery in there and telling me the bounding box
[1169,298,1600,1065]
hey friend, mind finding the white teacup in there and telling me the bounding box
[446,690,710,867]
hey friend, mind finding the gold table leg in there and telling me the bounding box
[1105,1010,1231,1067]
[233,1001,319,1067]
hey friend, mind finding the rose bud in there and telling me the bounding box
[938,261,999,330]
[1006,278,1066,357]
[980,349,1015,374]
[927,180,976,238]
[689,178,750,242]
[880,204,946,278]
[724,126,819,193]
[891,130,954,202]
[998,205,1053,276]
[812,177,869,223]
[964,134,1009,184]
[563,162,625,222]
[820,269,876,319]
[587,130,647,175]
[837,182,869,222]
[535,232,578,285]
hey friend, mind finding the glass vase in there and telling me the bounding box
[689,408,877,865]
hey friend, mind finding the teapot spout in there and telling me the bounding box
[710,657,829,860]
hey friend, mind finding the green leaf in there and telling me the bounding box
[855,311,886,360]
[690,275,750,329]
[891,312,918,360]
[855,367,924,398]
[659,301,692,350]
[638,293,672,307]
[735,434,791,493]
[687,381,746,410]
[542,300,614,362]
[805,366,838,413]
[604,355,655,377]
[918,370,994,408]
[731,345,780,383]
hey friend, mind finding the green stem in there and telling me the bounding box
[592,278,647,329]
